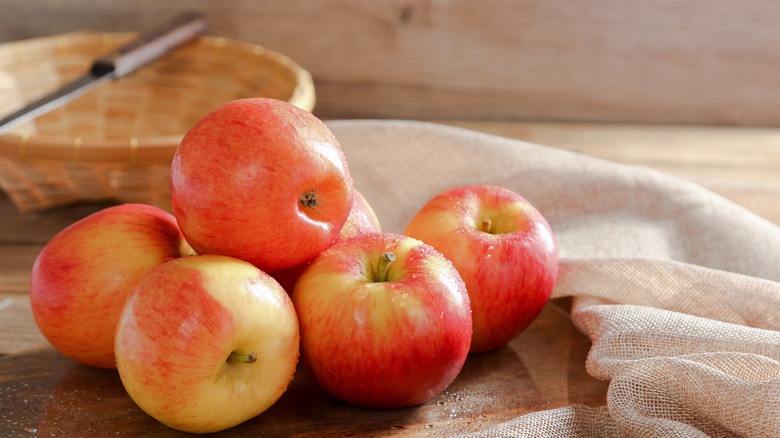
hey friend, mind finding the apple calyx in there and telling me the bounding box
[227,351,258,363]
[299,190,319,209]
[375,251,396,283]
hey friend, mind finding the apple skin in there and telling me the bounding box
[170,97,353,273]
[115,255,300,434]
[29,203,192,369]
[337,189,382,240]
[403,185,559,354]
[292,232,472,409]
[272,189,382,293]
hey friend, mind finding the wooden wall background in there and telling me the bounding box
[2,0,780,126]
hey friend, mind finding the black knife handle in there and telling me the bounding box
[90,11,208,78]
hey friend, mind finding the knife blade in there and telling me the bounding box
[0,11,208,136]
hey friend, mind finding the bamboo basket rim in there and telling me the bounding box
[0,31,316,165]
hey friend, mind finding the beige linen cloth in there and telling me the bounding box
[327,120,780,438]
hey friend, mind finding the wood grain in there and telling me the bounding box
[3,1,780,125]
[0,302,608,437]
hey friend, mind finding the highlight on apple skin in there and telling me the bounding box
[403,184,559,354]
[170,97,354,274]
[292,232,472,409]
[29,203,192,369]
[114,255,300,434]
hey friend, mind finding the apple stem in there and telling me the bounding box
[376,251,396,282]
[227,351,258,363]
[480,219,493,233]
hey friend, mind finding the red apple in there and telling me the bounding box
[170,97,353,273]
[338,189,382,239]
[272,189,382,293]
[403,185,559,354]
[292,232,472,409]
[115,255,300,433]
[29,203,192,369]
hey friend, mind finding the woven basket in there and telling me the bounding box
[0,31,315,212]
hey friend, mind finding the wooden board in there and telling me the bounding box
[0,301,608,437]
[3,1,780,125]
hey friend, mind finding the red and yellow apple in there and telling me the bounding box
[115,255,299,434]
[292,232,472,409]
[272,189,382,293]
[170,97,354,273]
[29,203,192,369]
[403,185,559,354]
[337,189,382,239]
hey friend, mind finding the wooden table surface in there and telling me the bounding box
[1,120,779,436]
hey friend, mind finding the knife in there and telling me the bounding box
[0,11,208,136]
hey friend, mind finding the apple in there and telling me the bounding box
[292,232,472,409]
[29,203,192,369]
[403,185,559,354]
[114,254,300,434]
[272,189,382,293]
[337,189,382,239]
[170,97,353,273]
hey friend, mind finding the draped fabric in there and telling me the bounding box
[328,120,780,437]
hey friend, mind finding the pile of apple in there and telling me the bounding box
[29,98,559,433]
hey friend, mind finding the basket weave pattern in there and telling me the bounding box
[0,31,315,212]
